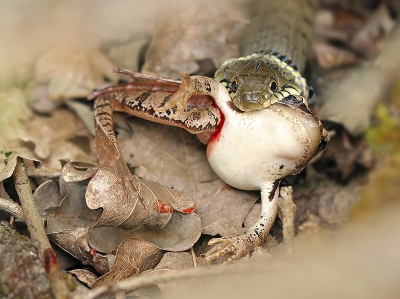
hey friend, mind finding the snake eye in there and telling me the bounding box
[231,79,238,93]
[269,79,278,92]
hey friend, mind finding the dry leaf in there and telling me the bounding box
[23,108,92,166]
[0,148,41,182]
[34,180,64,216]
[349,3,397,57]
[0,89,32,149]
[0,89,43,183]
[319,24,400,136]
[86,167,174,229]
[69,269,98,289]
[318,184,362,225]
[126,212,202,251]
[108,38,150,78]
[141,0,244,77]
[314,42,359,69]
[313,132,372,182]
[86,212,201,253]
[34,177,101,233]
[35,47,118,101]
[154,251,194,270]
[293,168,362,226]
[0,91,92,171]
[60,161,201,252]
[65,99,96,136]
[48,227,110,275]
[62,161,98,183]
[198,183,260,237]
[92,238,164,288]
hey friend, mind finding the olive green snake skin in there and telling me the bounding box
[215,0,318,111]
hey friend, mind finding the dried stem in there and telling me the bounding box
[0,196,26,222]
[71,264,237,299]
[25,166,61,179]
[72,260,281,299]
[277,186,296,253]
[13,158,69,299]
[190,247,198,268]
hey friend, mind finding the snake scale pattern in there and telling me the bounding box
[215,0,318,111]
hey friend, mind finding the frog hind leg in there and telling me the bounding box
[204,180,281,263]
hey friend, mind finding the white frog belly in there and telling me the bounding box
[206,101,323,191]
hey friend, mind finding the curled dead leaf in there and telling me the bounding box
[86,167,175,229]
[61,161,98,183]
[0,148,41,182]
[35,176,101,233]
[69,269,98,289]
[48,227,110,275]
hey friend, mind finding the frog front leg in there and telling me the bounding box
[205,180,280,263]
[154,72,224,117]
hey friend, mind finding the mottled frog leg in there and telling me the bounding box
[204,180,280,263]
[154,72,222,118]
[277,186,296,253]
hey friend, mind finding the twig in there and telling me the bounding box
[13,158,69,299]
[277,186,296,254]
[25,166,61,179]
[190,247,198,268]
[71,263,249,299]
[71,261,275,299]
[0,196,26,222]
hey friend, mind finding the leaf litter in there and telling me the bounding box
[1,0,400,298]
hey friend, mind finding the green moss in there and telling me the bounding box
[365,101,400,155]
[357,81,400,214]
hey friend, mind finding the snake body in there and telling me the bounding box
[215,0,318,111]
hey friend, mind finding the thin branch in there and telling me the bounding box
[190,247,198,268]
[13,158,69,299]
[277,186,296,254]
[0,196,26,222]
[70,262,255,299]
[25,166,61,179]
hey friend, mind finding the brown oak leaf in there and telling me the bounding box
[92,238,164,288]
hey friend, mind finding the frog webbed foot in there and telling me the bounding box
[204,234,260,263]
[204,181,284,264]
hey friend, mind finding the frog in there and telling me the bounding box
[90,68,328,263]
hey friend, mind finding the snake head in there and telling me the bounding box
[215,54,308,112]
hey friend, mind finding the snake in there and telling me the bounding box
[214,0,319,111]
